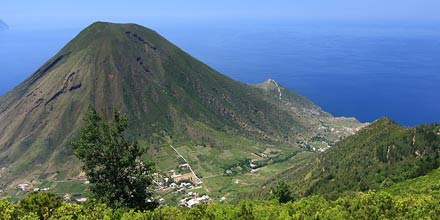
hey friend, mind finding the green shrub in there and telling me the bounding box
[18,191,62,220]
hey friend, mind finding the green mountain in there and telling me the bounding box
[254,118,440,200]
[0,22,361,198]
[306,118,440,198]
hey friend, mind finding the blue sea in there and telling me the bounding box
[1,21,439,126]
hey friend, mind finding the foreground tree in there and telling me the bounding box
[72,108,157,210]
[272,181,293,203]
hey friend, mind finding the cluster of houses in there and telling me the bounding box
[33,187,50,192]
[17,183,31,191]
[62,193,88,203]
[16,183,50,192]
[153,172,202,193]
[153,163,203,195]
[152,163,210,206]
[14,162,213,208]
[297,138,329,152]
[179,191,211,208]
[16,181,88,203]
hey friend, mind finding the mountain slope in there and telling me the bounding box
[306,118,440,198]
[385,167,440,196]
[0,22,361,194]
[245,118,440,201]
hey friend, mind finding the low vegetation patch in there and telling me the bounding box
[1,190,439,220]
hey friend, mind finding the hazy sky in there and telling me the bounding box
[2,0,440,29]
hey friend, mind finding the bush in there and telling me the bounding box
[18,191,62,220]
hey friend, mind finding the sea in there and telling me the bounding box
[1,21,439,126]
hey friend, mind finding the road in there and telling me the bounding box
[169,145,202,184]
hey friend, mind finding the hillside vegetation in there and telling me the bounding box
[1,190,439,220]
[385,167,440,196]
[247,118,440,201]
[306,118,440,198]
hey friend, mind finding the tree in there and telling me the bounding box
[271,181,293,203]
[72,108,157,210]
[18,191,62,220]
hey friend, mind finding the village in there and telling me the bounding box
[13,175,90,204]
[10,146,285,208]
[10,161,213,208]
[152,163,213,208]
